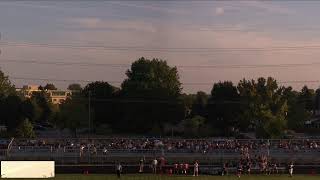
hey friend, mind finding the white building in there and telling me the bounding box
[16,85,72,104]
[48,90,72,104]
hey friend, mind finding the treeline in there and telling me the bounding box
[0,57,319,138]
[0,71,58,137]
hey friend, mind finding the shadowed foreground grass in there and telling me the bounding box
[4,174,320,180]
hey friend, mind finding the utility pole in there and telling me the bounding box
[88,90,91,164]
[88,90,91,137]
[0,33,2,55]
[171,127,173,138]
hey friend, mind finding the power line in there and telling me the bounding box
[196,27,320,32]
[20,93,314,104]
[280,80,320,84]
[3,41,320,52]
[9,76,320,86]
[0,59,128,68]
[10,77,112,83]
[10,77,213,86]
[69,97,247,104]
[69,97,314,104]
[2,58,320,69]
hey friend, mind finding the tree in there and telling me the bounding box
[0,70,16,99]
[15,119,35,138]
[180,93,196,118]
[83,81,118,98]
[283,87,310,130]
[82,81,119,130]
[237,79,256,131]
[21,99,35,122]
[68,83,82,91]
[31,91,55,123]
[57,98,88,137]
[2,95,24,132]
[191,91,208,118]
[208,81,240,136]
[183,115,206,137]
[237,77,288,138]
[255,109,286,139]
[0,70,37,134]
[299,86,315,113]
[120,57,185,134]
[315,88,320,112]
[121,57,182,98]
[44,83,57,90]
[0,93,38,135]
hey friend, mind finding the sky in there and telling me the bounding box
[1,1,320,93]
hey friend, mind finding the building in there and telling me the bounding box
[16,85,72,105]
[16,85,41,98]
[47,90,72,104]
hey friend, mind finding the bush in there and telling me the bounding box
[183,116,206,137]
[95,124,113,135]
[15,119,35,138]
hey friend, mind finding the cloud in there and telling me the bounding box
[64,17,157,33]
[107,1,187,15]
[4,24,320,93]
[67,17,101,28]
[0,2,54,9]
[215,7,225,15]
[197,24,248,32]
[241,1,294,15]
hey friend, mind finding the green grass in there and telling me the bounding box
[4,174,320,180]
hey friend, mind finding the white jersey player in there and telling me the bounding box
[289,162,294,177]
[139,158,144,173]
[152,158,158,174]
[193,161,199,176]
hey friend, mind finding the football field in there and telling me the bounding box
[4,174,320,180]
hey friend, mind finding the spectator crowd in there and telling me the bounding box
[5,138,320,156]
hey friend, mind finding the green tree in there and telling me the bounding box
[31,91,55,123]
[44,83,57,90]
[15,119,35,138]
[120,57,184,134]
[191,91,208,118]
[21,99,35,122]
[283,87,310,130]
[0,70,16,99]
[299,86,315,113]
[208,81,240,136]
[0,71,36,134]
[180,93,196,118]
[68,83,82,91]
[255,109,286,139]
[237,79,256,131]
[57,98,89,137]
[83,81,118,98]
[121,57,182,98]
[237,77,288,138]
[315,88,320,112]
[183,115,206,137]
[82,81,119,130]
[2,95,24,132]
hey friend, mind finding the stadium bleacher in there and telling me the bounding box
[1,138,320,174]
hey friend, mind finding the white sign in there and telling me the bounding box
[1,161,55,178]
